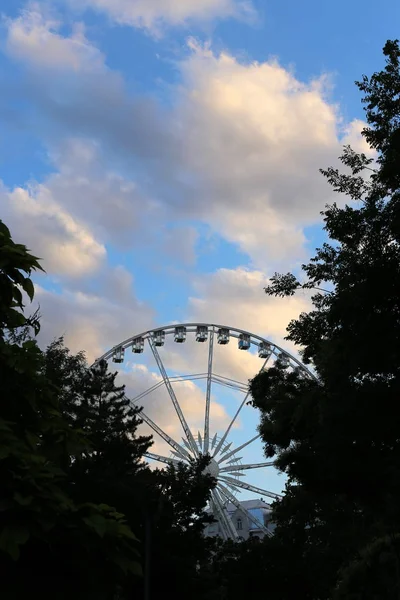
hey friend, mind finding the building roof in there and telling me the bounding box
[225,498,272,511]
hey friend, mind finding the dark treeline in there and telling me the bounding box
[1,39,400,599]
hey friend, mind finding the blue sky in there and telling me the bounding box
[0,0,390,496]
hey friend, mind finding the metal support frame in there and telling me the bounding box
[218,483,272,538]
[203,329,214,454]
[219,475,283,501]
[148,338,198,456]
[139,410,190,461]
[213,355,271,457]
[217,434,261,465]
[92,322,317,544]
[210,495,228,541]
[220,461,276,473]
[144,452,182,467]
[212,489,238,540]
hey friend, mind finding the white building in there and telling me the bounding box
[204,498,275,540]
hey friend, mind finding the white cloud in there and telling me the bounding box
[173,43,347,268]
[1,180,106,278]
[67,0,255,34]
[4,10,366,272]
[0,136,165,279]
[161,225,199,266]
[2,8,368,396]
[43,138,157,248]
[6,6,105,71]
[342,118,376,157]
[169,267,311,384]
[188,267,309,346]
[35,278,154,363]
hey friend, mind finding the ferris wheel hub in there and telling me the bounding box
[203,457,220,478]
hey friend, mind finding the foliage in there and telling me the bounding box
[249,40,400,598]
[0,221,141,599]
[0,220,42,335]
[334,534,400,600]
[43,337,217,599]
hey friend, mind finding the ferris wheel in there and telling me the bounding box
[94,323,314,540]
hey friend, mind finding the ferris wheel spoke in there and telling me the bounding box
[217,483,273,538]
[219,461,276,473]
[203,329,214,455]
[217,434,260,465]
[210,494,228,541]
[212,489,238,540]
[131,380,165,403]
[144,452,182,467]
[147,337,199,456]
[219,475,283,501]
[213,355,271,458]
[139,410,191,461]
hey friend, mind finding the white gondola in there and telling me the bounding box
[153,330,165,347]
[112,347,125,363]
[217,328,230,345]
[196,325,208,342]
[238,333,250,350]
[277,352,290,369]
[258,342,272,359]
[174,326,186,343]
[132,337,144,353]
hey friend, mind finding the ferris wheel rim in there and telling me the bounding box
[91,321,316,379]
[92,321,316,541]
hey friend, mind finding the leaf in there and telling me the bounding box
[113,554,142,576]
[14,492,33,506]
[0,525,30,560]
[21,277,35,301]
[83,514,108,538]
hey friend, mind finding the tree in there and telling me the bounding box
[334,534,400,600]
[0,220,141,600]
[43,338,217,599]
[249,40,400,598]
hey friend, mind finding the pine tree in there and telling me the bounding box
[76,358,153,479]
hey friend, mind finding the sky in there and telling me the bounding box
[0,0,395,497]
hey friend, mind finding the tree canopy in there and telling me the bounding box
[249,39,400,599]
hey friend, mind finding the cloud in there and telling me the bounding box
[34,276,154,363]
[0,134,163,278]
[1,180,106,278]
[5,6,105,71]
[3,9,365,272]
[188,267,309,346]
[41,138,157,249]
[165,267,311,384]
[342,118,376,157]
[172,42,346,268]
[161,225,199,266]
[2,6,367,391]
[66,0,255,34]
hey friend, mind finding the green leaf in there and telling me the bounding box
[14,492,33,506]
[0,525,30,560]
[21,277,35,301]
[113,553,142,576]
[83,514,108,538]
